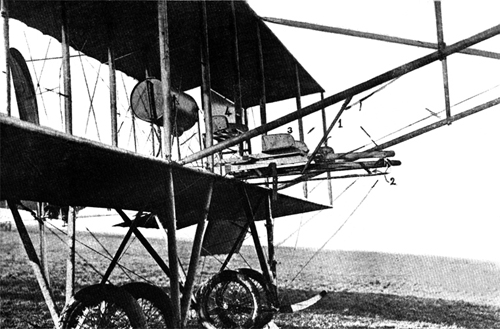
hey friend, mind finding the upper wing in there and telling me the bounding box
[8,0,323,108]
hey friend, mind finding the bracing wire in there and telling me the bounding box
[45,223,105,278]
[23,32,48,117]
[289,179,379,285]
[82,55,110,90]
[120,71,139,152]
[200,247,225,267]
[354,83,500,152]
[19,203,154,284]
[58,61,64,127]
[30,37,53,117]
[309,178,325,194]
[117,120,125,135]
[345,77,400,111]
[15,203,103,278]
[198,257,207,286]
[293,216,303,252]
[276,179,359,247]
[37,38,52,89]
[79,54,102,141]
[86,227,134,281]
[238,252,253,269]
[44,219,152,283]
[87,223,137,280]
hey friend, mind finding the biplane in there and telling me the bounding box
[1,0,499,328]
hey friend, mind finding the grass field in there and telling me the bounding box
[1,222,499,329]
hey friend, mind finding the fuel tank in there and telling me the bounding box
[130,78,199,137]
[9,48,39,125]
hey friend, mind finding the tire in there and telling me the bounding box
[122,282,174,329]
[59,284,147,329]
[237,269,277,328]
[196,270,260,329]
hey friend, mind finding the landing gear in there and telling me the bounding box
[59,284,147,329]
[196,270,260,328]
[236,268,277,328]
[122,282,174,329]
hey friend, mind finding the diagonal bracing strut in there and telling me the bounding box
[180,23,500,165]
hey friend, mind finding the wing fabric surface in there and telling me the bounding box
[0,116,329,229]
[8,0,323,108]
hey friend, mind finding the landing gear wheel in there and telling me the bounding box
[59,284,147,329]
[197,270,260,329]
[122,282,174,329]
[237,269,277,328]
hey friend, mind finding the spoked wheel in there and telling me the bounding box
[196,270,260,329]
[59,284,147,329]
[237,269,277,328]
[122,282,174,329]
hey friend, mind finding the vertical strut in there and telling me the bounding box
[8,201,59,327]
[295,64,304,143]
[181,179,214,326]
[158,0,172,159]
[200,0,213,171]
[220,193,266,272]
[256,21,267,129]
[320,93,334,205]
[1,0,10,116]
[265,192,276,281]
[434,1,451,122]
[231,0,245,155]
[158,1,181,327]
[240,187,273,283]
[61,2,72,135]
[295,64,308,198]
[38,203,50,288]
[61,1,76,303]
[107,2,117,147]
[108,47,118,146]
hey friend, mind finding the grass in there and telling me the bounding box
[1,223,499,329]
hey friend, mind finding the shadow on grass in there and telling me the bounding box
[277,288,500,329]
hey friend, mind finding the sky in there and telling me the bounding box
[246,0,500,263]
[1,1,499,263]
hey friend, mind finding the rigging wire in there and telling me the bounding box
[36,38,52,94]
[308,178,326,195]
[345,77,400,111]
[85,227,134,281]
[120,71,137,150]
[20,206,155,284]
[237,252,253,269]
[58,61,64,127]
[292,216,302,252]
[276,179,359,247]
[33,38,54,117]
[198,257,207,286]
[16,204,103,278]
[354,83,500,152]
[51,221,152,283]
[23,32,48,117]
[45,223,104,278]
[81,53,110,90]
[289,179,379,285]
[78,53,102,141]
